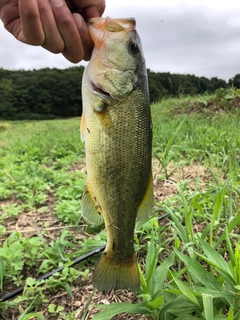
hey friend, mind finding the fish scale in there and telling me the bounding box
[81,17,152,291]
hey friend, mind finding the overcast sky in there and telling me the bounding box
[0,0,240,80]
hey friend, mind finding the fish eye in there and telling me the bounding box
[128,40,139,53]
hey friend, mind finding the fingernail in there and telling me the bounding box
[73,13,84,28]
[50,0,64,7]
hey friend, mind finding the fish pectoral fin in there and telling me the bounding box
[137,170,153,223]
[80,113,86,142]
[82,184,104,225]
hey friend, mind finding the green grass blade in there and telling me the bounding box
[0,257,4,292]
[145,234,159,287]
[151,252,175,297]
[195,251,236,289]
[175,250,224,292]
[210,179,229,245]
[164,118,186,156]
[175,316,202,320]
[171,273,202,308]
[225,227,235,267]
[233,243,240,285]
[162,206,189,243]
[202,294,214,320]
[159,295,200,318]
[19,314,45,320]
[146,295,164,310]
[197,236,233,276]
[138,263,147,293]
[213,215,240,249]
[92,302,150,320]
[81,289,96,320]
[176,184,194,242]
[227,305,233,320]
[196,237,236,289]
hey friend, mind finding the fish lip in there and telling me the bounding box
[91,81,112,99]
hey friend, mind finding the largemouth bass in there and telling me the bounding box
[81,17,152,292]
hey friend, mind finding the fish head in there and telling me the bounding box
[86,17,146,102]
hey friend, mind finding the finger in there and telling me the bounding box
[72,13,93,61]
[49,0,85,63]
[18,0,45,44]
[37,0,65,53]
[0,0,44,45]
[82,1,106,18]
[65,0,106,16]
[0,2,21,35]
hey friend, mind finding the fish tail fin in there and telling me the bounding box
[92,252,140,292]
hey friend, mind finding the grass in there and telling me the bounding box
[0,89,240,319]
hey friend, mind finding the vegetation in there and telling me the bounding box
[0,67,84,120]
[0,87,240,319]
[1,66,240,120]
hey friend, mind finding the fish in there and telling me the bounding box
[80,17,153,292]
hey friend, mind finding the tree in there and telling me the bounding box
[0,78,16,118]
[229,74,240,88]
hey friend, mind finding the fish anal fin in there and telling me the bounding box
[137,170,153,222]
[82,184,104,225]
[92,252,139,292]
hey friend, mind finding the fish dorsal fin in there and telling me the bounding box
[137,170,153,222]
[82,184,104,225]
[80,113,86,142]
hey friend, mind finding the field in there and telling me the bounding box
[0,88,240,319]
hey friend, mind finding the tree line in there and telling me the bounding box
[0,66,239,120]
[0,67,84,120]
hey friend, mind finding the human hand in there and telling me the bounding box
[0,0,105,62]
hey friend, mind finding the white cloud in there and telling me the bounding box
[0,1,240,80]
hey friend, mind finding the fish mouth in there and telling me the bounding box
[91,82,112,98]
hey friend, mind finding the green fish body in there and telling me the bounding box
[81,17,152,292]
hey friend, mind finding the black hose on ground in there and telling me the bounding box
[0,245,105,302]
[0,213,169,302]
